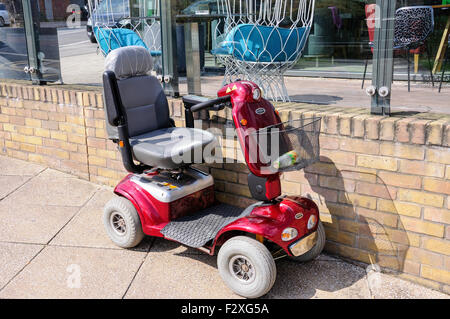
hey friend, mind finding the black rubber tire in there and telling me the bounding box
[289,221,326,262]
[103,196,145,248]
[218,236,276,298]
[0,17,5,27]
[88,31,97,43]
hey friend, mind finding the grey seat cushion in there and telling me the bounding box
[130,127,216,169]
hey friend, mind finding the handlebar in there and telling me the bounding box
[190,95,231,112]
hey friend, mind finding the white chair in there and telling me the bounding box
[213,0,315,101]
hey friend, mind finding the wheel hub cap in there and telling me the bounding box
[230,256,255,283]
[111,213,126,235]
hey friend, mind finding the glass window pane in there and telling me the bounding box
[0,2,30,81]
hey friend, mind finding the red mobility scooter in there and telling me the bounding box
[101,46,325,298]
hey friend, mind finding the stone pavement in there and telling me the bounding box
[0,155,448,299]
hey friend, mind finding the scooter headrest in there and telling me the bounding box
[104,46,153,79]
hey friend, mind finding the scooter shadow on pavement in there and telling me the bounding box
[269,156,410,298]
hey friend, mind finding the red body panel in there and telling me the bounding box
[218,81,286,178]
[112,81,320,256]
[211,196,319,256]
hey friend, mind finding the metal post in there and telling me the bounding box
[371,0,395,115]
[22,0,44,84]
[160,0,179,97]
[184,22,202,95]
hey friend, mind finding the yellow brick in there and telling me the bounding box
[399,159,445,178]
[59,123,85,135]
[340,139,379,155]
[0,113,9,122]
[281,180,300,194]
[50,131,67,141]
[378,199,421,218]
[357,207,398,228]
[5,140,19,150]
[338,219,359,233]
[426,148,450,165]
[423,238,450,255]
[421,265,450,285]
[24,118,41,128]
[357,155,398,171]
[68,134,86,145]
[66,115,85,125]
[28,153,45,164]
[400,216,445,237]
[89,155,107,167]
[97,167,117,179]
[423,178,450,195]
[95,148,117,160]
[19,143,36,152]
[423,207,450,224]
[339,193,377,209]
[34,128,50,138]
[377,171,421,189]
[397,189,444,207]
[17,126,33,135]
[380,143,424,160]
[3,123,15,132]
[406,247,443,267]
[324,228,355,246]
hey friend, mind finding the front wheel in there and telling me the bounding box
[289,221,326,262]
[0,17,5,27]
[103,196,145,248]
[218,236,276,298]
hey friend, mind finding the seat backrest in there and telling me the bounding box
[394,6,434,49]
[102,46,170,140]
[224,24,308,62]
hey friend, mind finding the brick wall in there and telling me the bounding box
[0,81,449,293]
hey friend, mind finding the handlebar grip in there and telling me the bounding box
[190,95,231,112]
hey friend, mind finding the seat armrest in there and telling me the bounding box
[182,95,210,110]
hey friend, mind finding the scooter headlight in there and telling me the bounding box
[307,215,318,230]
[252,88,261,101]
[281,227,298,241]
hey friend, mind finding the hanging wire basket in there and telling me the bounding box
[248,118,321,174]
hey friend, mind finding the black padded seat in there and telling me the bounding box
[130,127,215,169]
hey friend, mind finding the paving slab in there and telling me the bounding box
[368,272,449,299]
[50,188,152,251]
[0,246,146,299]
[0,242,43,289]
[0,155,44,176]
[266,255,372,299]
[3,168,98,207]
[0,175,31,200]
[0,202,80,244]
[125,251,242,299]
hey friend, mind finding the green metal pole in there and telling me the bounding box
[160,0,179,97]
[371,0,395,115]
[22,0,43,85]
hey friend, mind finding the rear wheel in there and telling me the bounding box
[289,221,326,262]
[218,236,276,298]
[103,196,145,248]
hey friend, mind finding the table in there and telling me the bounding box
[176,14,226,95]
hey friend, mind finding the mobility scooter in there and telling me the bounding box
[101,46,325,298]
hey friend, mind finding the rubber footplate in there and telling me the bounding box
[161,203,247,248]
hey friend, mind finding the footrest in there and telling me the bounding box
[161,203,247,248]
